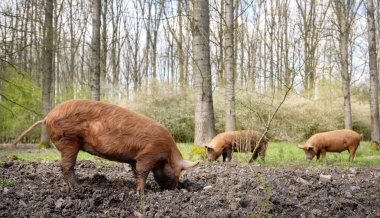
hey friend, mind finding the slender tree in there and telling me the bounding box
[101,0,108,89]
[332,0,361,130]
[91,0,101,101]
[192,0,216,145]
[224,0,235,131]
[40,0,54,146]
[366,0,380,146]
[178,0,185,87]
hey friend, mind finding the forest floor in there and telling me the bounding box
[1,154,380,217]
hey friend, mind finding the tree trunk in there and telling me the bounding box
[340,30,352,130]
[91,0,101,101]
[69,0,75,98]
[217,1,224,87]
[101,0,108,92]
[334,0,355,130]
[224,0,235,131]
[40,0,54,145]
[366,0,380,145]
[178,0,185,87]
[192,0,216,145]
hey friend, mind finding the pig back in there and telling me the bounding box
[311,130,360,151]
[44,100,178,162]
[233,130,266,152]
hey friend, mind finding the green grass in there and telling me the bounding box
[1,142,379,168]
[179,141,380,168]
[0,179,14,188]
[0,149,97,163]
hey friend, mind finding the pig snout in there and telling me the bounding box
[306,151,315,160]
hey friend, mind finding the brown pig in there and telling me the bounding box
[297,129,361,162]
[204,130,268,162]
[13,99,198,192]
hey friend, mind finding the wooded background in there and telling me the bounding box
[0,0,379,147]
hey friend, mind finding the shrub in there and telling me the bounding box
[37,141,54,149]
[126,86,196,142]
[189,145,208,160]
[0,70,42,143]
[119,84,372,143]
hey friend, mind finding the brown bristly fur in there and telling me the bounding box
[298,129,361,162]
[13,99,198,192]
[206,130,268,162]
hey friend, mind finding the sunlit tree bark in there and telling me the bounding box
[192,0,216,145]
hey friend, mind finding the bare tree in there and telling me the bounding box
[40,0,54,146]
[91,0,101,101]
[101,0,108,89]
[366,0,380,146]
[192,0,216,145]
[332,0,361,130]
[224,0,235,131]
[178,0,186,87]
[295,0,329,97]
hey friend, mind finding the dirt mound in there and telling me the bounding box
[1,160,379,217]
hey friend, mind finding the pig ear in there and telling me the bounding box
[306,144,313,149]
[297,144,304,149]
[180,159,199,170]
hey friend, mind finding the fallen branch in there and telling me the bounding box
[248,77,295,163]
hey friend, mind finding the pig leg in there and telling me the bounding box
[55,139,80,190]
[316,151,321,160]
[321,150,327,162]
[222,151,227,162]
[348,146,358,162]
[258,147,266,161]
[226,149,232,162]
[134,157,156,193]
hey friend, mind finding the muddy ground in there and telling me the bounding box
[1,158,380,217]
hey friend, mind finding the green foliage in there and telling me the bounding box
[352,121,371,141]
[0,179,14,188]
[122,85,373,143]
[302,123,324,140]
[0,69,42,142]
[37,141,54,149]
[234,87,371,141]
[189,145,208,160]
[369,142,380,151]
[127,86,195,142]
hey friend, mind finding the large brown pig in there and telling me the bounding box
[205,130,268,162]
[13,99,198,192]
[298,129,361,161]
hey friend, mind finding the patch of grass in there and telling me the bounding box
[0,149,98,163]
[37,141,54,149]
[0,179,14,188]
[8,154,21,161]
[1,141,379,168]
